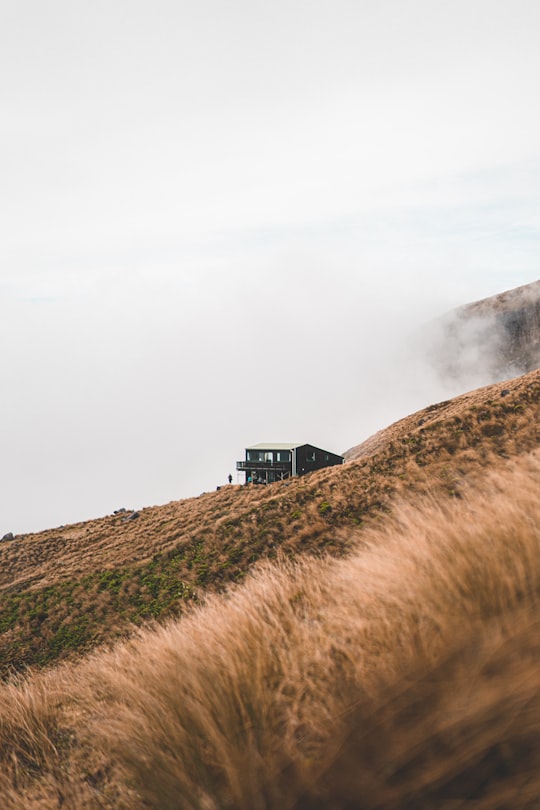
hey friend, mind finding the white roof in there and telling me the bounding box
[246,442,303,451]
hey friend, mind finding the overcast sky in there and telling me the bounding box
[2,0,540,533]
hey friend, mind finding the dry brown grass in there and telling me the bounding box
[2,368,540,675]
[5,369,540,595]
[1,450,540,806]
[345,369,540,461]
[301,612,540,809]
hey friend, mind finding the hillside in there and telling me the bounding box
[1,410,540,806]
[344,369,538,461]
[2,367,540,675]
[425,278,540,384]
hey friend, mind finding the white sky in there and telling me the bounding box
[1,0,540,533]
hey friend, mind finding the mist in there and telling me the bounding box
[2,238,537,536]
[2,0,540,533]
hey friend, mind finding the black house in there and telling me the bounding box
[236,442,344,484]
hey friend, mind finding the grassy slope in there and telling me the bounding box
[2,447,540,808]
[1,368,540,674]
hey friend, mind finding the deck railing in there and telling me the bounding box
[236,461,291,472]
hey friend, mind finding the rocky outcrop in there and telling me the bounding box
[427,279,540,384]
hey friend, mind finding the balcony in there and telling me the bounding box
[236,460,291,472]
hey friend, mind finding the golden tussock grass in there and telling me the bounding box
[2,450,540,806]
[2,368,540,675]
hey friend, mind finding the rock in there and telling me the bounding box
[501,389,510,397]
[425,280,540,385]
[1,532,14,541]
[114,508,127,515]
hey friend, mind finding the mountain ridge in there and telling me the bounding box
[425,277,540,384]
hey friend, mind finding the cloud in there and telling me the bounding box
[1,1,540,531]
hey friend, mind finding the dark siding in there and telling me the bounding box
[294,445,343,476]
[238,444,343,483]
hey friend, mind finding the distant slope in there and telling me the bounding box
[425,278,540,385]
[1,367,540,674]
[344,369,538,461]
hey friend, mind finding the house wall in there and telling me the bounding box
[242,448,293,483]
[294,445,344,476]
[239,445,343,483]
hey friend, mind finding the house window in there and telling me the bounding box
[264,451,273,462]
[307,451,316,462]
[276,451,291,462]
[247,450,264,462]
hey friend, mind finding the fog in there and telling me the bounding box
[2,247,537,535]
[2,0,540,532]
